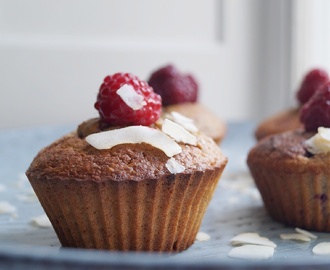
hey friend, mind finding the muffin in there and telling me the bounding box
[26,72,228,252]
[255,68,329,140]
[248,82,330,231]
[148,64,226,144]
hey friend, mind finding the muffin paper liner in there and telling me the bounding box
[249,166,330,232]
[28,167,224,252]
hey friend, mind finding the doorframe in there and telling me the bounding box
[254,0,294,119]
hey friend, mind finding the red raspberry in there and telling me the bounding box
[296,68,329,105]
[147,64,198,106]
[300,82,330,132]
[94,73,162,126]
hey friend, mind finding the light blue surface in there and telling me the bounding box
[1,122,330,269]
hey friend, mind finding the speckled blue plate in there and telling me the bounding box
[1,122,330,269]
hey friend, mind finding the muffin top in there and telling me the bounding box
[26,117,226,182]
[250,80,330,173]
[27,72,227,182]
[248,129,330,173]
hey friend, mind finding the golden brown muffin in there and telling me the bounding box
[26,117,227,252]
[254,108,302,141]
[164,102,226,144]
[247,129,330,231]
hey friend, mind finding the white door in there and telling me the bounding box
[1,0,329,128]
[0,0,265,128]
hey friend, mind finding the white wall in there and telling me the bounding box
[0,0,329,129]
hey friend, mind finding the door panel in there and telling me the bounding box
[0,0,279,128]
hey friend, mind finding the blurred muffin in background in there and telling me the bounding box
[254,68,329,141]
[148,64,226,144]
[248,81,330,231]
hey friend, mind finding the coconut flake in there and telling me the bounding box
[31,214,52,228]
[0,201,17,214]
[196,232,211,241]
[228,245,275,260]
[86,126,182,157]
[295,227,318,239]
[280,233,311,242]
[305,127,330,154]
[116,84,146,110]
[17,191,38,203]
[312,242,330,255]
[162,119,197,145]
[169,112,198,133]
[15,173,29,189]
[165,158,185,174]
[230,233,277,248]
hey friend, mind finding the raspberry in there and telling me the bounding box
[94,73,162,126]
[296,68,329,105]
[147,65,198,106]
[300,82,330,132]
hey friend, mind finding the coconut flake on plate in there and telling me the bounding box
[161,119,197,145]
[16,191,38,203]
[0,201,17,214]
[14,172,29,189]
[230,232,277,248]
[312,242,330,255]
[295,227,318,239]
[116,84,146,110]
[196,232,211,242]
[228,196,240,205]
[280,233,311,242]
[31,214,52,228]
[228,244,275,260]
[165,158,185,174]
[247,188,262,201]
[86,126,182,157]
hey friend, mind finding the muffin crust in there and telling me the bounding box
[247,129,330,172]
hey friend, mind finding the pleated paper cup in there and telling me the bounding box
[248,158,330,232]
[28,167,224,252]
